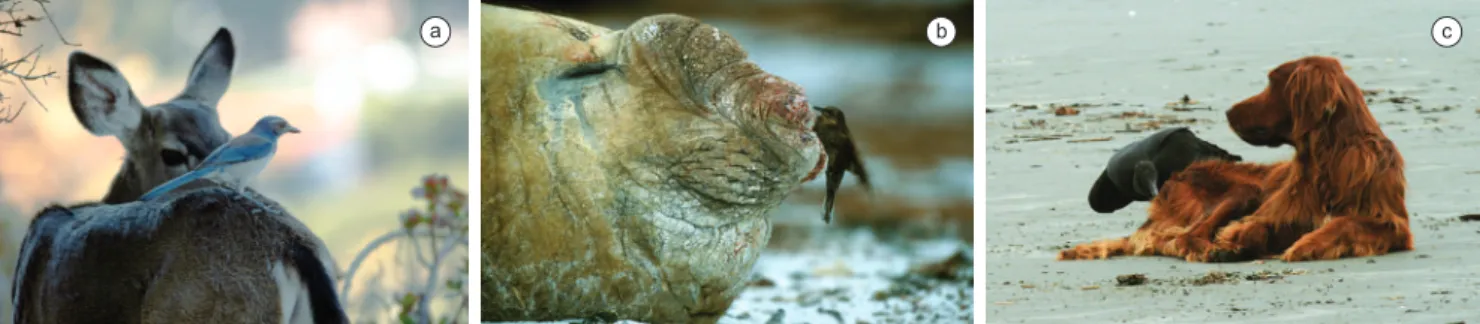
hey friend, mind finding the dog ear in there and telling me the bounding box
[1285,59,1344,133]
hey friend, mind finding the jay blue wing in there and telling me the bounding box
[195,135,275,168]
[139,115,299,202]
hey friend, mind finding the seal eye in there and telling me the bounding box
[559,63,616,80]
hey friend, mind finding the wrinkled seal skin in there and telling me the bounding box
[481,5,824,323]
[1088,127,1243,213]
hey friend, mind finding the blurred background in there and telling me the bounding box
[0,0,468,322]
[489,1,973,323]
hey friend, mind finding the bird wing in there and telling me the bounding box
[138,166,216,200]
[841,146,871,189]
[197,134,275,169]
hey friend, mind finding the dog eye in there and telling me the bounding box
[160,149,188,167]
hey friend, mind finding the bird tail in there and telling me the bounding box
[138,168,210,201]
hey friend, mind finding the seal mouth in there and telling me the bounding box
[787,103,822,169]
[789,118,825,184]
[780,99,823,184]
[742,74,823,183]
[802,150,827,183]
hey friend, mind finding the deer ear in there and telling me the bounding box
[180,28,235,109]
[68,51,142,138]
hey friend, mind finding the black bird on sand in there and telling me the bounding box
[1087,126,1242,213]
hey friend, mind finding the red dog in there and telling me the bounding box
[1059,56,1411,262]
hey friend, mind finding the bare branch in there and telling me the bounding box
[0,100,23,123]
[0,45,57,112]
[418,232,466,323]
[406,227,436,268]
[339,230,413,300]
[32,0,78,46]
[0,0,79,124]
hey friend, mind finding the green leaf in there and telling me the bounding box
[399,292,418,313]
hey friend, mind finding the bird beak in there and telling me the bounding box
[286,125,301,134]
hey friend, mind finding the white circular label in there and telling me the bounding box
[928,17,957,47]
[421,16,451,48]
[1433,16,1462,48]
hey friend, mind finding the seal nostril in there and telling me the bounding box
[786,93,810,125]
[756,76,809,126]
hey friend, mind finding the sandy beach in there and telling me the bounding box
[986,1,1480,323]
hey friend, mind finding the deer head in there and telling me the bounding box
[68,28,236,204]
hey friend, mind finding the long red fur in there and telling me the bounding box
[1059,56,1411,262]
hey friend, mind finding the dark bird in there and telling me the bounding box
[1088,126,1242,213]
[813,106,871,223]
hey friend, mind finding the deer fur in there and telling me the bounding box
[11,28,348,323]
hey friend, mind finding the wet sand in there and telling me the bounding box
[486,232,973,324]
[723,232,972,324]
[986,0,1480,322]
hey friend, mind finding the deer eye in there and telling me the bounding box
[161,149,188,167]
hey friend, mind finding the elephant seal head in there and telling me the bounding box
[482,5,824,323]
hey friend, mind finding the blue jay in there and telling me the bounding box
[139,115,300,204]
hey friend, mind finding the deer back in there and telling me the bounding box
[13,185,342,323]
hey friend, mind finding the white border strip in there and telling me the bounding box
[465,0,482,321]
[972,0,987,323]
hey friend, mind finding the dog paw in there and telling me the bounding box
[1056,249,1077,260]
[1057,247,1109,261]
[1205,248,1251,263]
[1280,249,1318,262]
[1171,236,1213,256]
[1280,242,1344,262]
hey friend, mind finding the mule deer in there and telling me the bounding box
[11,28,348,323]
